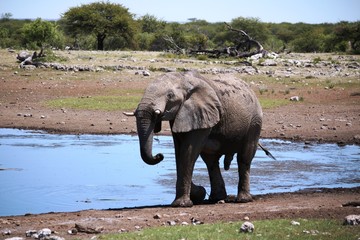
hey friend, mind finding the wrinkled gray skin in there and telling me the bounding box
[135,71,262,207]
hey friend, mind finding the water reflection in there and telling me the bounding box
[0,128,359,216]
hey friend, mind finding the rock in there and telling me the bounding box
[142,70,151,76]
[191,217,204,225]
[354,135,360,141]
[38,228,52,238]
[290,96,300,101]
[344,215,360,225]
[153,214,162,219]
[25,230,37,237]
[291,220,300,226]
[167,220,176,226]
[75,223,104,234]
[2,229,11,235]
[249,53,262,60]
[240,221,254,233]
[4,238,24,240]
[67,228,78,235]
[260,59,277,66]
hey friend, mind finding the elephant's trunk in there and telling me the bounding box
[136,110,164,165]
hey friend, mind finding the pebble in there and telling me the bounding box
[240,221,254,233]
[344,215,360,225]
[167,220,176,226]
[291,220,300,226]
[153,214,162,219]
[289,96,300,101]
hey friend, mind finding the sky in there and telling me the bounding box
[1,0,359,24]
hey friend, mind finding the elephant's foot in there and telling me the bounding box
[236,191,253,203]
[171,197,193,207]
[190,185,206,205]
[208,190,227,203]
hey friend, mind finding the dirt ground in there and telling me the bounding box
[0,50,359,238]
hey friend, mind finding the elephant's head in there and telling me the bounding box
[135,71,223,165]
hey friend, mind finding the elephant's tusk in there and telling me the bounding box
[154,109,161,115]
[123,111,135,116]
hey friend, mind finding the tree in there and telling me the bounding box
[21,18,62,48]
[333,21,360,53]
[60,2,136,50]
[1,12,13,20]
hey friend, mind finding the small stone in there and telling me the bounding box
[23,113,32,117]
[153,214,162,219]
[291,220,300,226]
[240,221,254,233]
[244,216,250,221]
[38,228,52,237]
[142,70,151,76]
[2,229,11,235]
[191,217,204,225]
[344,215,360,225]
[25,230,37,237]
[167,220,176,226]
[67,228,77,235]
[289,96,300,101]
[217,200,225,204]
[181,222,189,225]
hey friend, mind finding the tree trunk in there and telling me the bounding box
[97,34,106,50]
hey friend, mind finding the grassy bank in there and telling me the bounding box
[99,219,359,240]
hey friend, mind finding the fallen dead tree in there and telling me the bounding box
[16,48,45,68]
[190,22,268,58]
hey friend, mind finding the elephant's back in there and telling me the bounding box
[207,76,262,136]
[209,76,261,112]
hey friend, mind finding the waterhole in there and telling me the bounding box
[0,128,359,216]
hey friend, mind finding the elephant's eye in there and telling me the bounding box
[167,91,175,100]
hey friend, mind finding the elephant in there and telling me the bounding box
[131,71,268,207]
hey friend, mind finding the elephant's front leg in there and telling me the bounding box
[201,152,227,202]
[171,129,211,207]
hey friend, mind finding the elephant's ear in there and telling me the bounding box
[172,72,223,133]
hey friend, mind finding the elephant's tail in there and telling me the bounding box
[258,143,276,160]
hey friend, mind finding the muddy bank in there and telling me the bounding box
[1,187,359,239]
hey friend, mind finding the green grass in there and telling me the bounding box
[259,98,290,109]
[98,219,359,240]
[46,95,142,111]
[46,95,289,111]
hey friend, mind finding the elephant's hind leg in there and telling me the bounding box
[236,124,261,203]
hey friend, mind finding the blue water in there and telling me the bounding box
[0,128,359,216]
